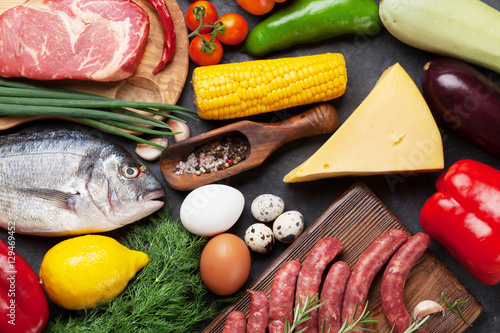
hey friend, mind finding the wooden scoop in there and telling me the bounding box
[159,103,338,191]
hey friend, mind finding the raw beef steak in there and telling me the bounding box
[0,0,150,82]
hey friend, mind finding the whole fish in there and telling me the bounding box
[0,130,165,236]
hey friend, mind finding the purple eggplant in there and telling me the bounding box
[421,57,500,157]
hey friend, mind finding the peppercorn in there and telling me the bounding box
[174,135,250,176]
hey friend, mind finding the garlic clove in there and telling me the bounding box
[412,300,445,322]
[167,119,191,142]
[135,137,168,161]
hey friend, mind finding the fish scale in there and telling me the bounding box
[0,129,165,236]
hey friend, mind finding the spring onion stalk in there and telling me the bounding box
[99,119,181,136]
[0,79,195,114]
[0,90,194,115]
[0,97,178,124]
[116,107,183,125]
[0,86,114,100]
[133,107,196,122]
[0,104,169,128]
[0,96,192,114]
[77,118,168,149]
[0,77,198,148]
[0,77,82,89]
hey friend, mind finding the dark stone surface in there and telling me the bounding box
[1,0,499,331]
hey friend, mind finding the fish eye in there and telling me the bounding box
[122,166,141,178]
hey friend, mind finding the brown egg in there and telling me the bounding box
[200,233,251,296]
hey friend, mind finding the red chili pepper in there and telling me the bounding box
[0,238,49,332]
[145,0,176,74]
[420,159,500,285]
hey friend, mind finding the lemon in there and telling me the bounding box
[39,234,149,310]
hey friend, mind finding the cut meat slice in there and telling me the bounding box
[0,0,150,82]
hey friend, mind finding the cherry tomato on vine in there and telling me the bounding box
[189,34,224,66]
[235,0,278,15]
[186,1,218,33]
[216,13,249,45]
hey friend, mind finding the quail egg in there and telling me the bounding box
[251,194,285,222]
[273,211,304,243]
[244,223,275,254]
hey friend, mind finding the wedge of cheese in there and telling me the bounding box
[283,63,444,183]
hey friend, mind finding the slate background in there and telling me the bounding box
[1,0,499,332]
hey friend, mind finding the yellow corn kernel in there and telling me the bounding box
[192,53,347,120]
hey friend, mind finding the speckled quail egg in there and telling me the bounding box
[251,194,285,222]
[244,223,275,254]
[273,211,304,243]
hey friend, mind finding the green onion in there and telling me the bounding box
[0,86,113,100]
[0,88,194,115]
[99,120,180,137]
[76,118,167,149]
[0,78,198,148]
[0,77,93,92]
[0,104,169,129]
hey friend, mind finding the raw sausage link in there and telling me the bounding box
[268,259,302,333]
[222,311,247,333]
[295,237,343,333]
[381,233,431,333]
[342,228,408,333]
[247,289,269,333]
[318,261,351,333]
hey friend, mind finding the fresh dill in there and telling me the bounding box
[44,206,230,332]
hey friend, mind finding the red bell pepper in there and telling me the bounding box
[0,238,49,332]
[420,159,500,285]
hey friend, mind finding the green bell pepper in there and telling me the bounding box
[240,0,381,56]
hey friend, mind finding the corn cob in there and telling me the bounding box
[192,53,347,120]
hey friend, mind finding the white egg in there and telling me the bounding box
[244,223,275,254]
[273,211,304,243]
[180,184,245,236]
[251,194,285,222]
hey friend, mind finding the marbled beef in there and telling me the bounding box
[0,0,149,82]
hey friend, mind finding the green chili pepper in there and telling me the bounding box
[240,0,381,56]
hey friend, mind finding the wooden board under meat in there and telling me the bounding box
[0,0,189,131]
[204,182,483,332]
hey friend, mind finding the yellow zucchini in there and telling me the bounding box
[379,0,500,74]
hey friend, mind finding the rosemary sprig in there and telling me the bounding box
[390,314,431,333]
[284,292,326,333]
[283,296,378,333]
[440,290,472,326]
[406,315,430,332]
[338,302,378,333]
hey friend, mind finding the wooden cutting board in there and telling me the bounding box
[204,182,483,332]
[0,0,189,131]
